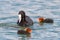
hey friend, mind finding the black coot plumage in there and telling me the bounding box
[44,18,53,23]
[17,11,33,26]
[38,17,54,23]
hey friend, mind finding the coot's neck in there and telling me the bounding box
[22,17,25,21]
[21,16,26,22]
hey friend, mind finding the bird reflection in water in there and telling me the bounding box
[18,33,31,40]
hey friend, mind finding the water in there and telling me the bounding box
[0,0,60,40]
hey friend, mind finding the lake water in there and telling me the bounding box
[0,0,60,40]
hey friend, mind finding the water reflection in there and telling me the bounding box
[18,34,31,40]
[38,23,44,26]
[38,22,54,26]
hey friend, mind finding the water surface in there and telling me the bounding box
[0,0,60,40]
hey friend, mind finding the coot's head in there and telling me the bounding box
[18,11,26,22]
[38,17,44,23]
[24,27,32,34]
[18,10,25,18]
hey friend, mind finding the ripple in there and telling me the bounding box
[0,0,60,40]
